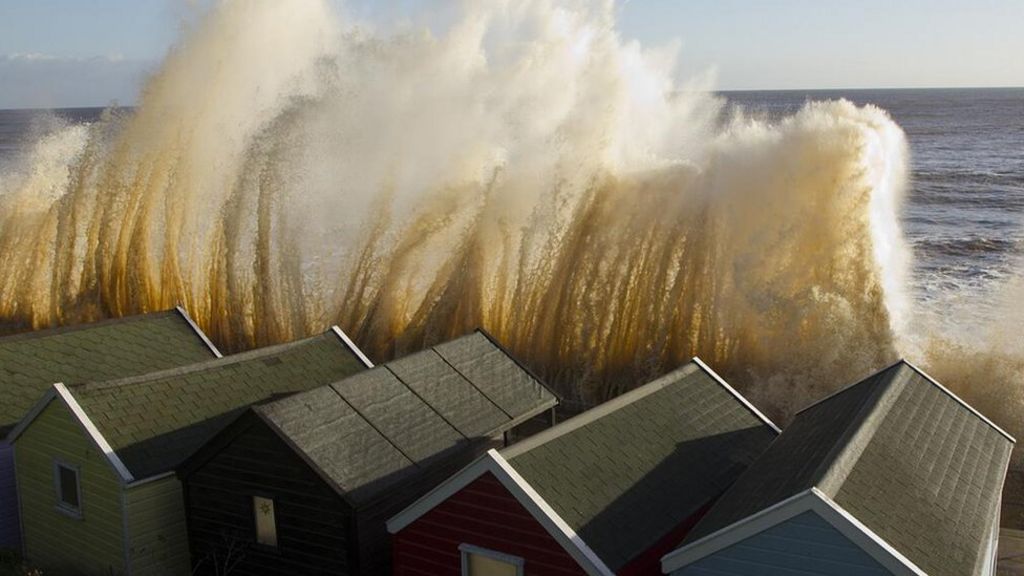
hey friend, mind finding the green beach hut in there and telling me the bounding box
[0,308,221,553]
[7,326,371,576]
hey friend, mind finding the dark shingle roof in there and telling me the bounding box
[67,329,368,479]
[500,360,779,572]
[681,360,1014,576]
[0,309,218,435]
[255,330,559,507]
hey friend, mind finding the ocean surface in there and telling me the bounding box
[1,88,1022,322]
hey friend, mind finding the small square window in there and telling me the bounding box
[459,544,524,576]
[54,461,81,517]
[253,496,278,547]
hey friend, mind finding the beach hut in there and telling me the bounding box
[388,358,779,576]
[179,330,558,576]
[7,327,370,576]
[660,360,1014,576]
[0,308,220,552]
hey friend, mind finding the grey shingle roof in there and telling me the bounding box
[67,329,368,479]
[500,360,779,572]
[0,309,218,435]
[255,330,559,507]
[681,360,1014,576]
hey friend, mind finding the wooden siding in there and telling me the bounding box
[392,471,587,576]
[355,438,501,576]
[126,476,191,576]
[671,511,893,576]
[186,420,355,576]
[0,442,19,550]
[14,400,126,575]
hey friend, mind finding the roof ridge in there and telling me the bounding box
[802,359,1014,442]
[70,330,337,393]
[793,357,904,416]
[0,309,180,346]
[813,364,911,496]
[501,362,701,460]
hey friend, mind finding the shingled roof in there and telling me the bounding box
[668,360,1015,576]
[252,330,558,507]
[11,327,371,481]
[388,358,779,575]
[0,308,220,436]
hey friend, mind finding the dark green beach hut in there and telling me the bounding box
[180,330,559,576]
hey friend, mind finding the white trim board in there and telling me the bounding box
[692,357,780,434]
[4,388,57,444]
[7,384,134,484]
[902,359,1015,443]
[660,488,925,575]
[330,326,374,368]
[387,449,614,576]
[174,305,223,359]
[793,358,1015,444]
[55,384,134,483]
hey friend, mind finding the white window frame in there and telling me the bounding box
[459,543,525,576]
[252,495,278,548]
[53,459,83,519]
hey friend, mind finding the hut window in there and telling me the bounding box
[253,496,278,547]
[53,460,82,517]
[459,544,524,576]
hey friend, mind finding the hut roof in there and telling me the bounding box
[254,330,559,507]
[670,360,1014,576]
[0,308,219,435]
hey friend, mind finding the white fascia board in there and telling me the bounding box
[53,383,135,484]
[660,488,925,576]
[386,451,494,533]
[387,449,615,576]
[125,470,176,489]
[5,387,58,444]
[330,326,374,368]
[691,357,780,434]
[902,359,1015,443]
[174,305,223,358]
[488,451,615,576]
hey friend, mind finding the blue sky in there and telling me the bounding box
[1,0,1022,108]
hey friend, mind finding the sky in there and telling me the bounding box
[0,0,1022,109]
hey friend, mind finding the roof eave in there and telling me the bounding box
[8,383,134,484]
[474,328,560,401]
[174,305,223,358]
[330,325,374,368]
[252,407,353,501]
[691,357,781,434]
[660,488,926,575]
[387,449,615,576]
[901,359,1016,443]
[4,386,58,444]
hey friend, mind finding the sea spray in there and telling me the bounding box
[0,0,1016,441]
